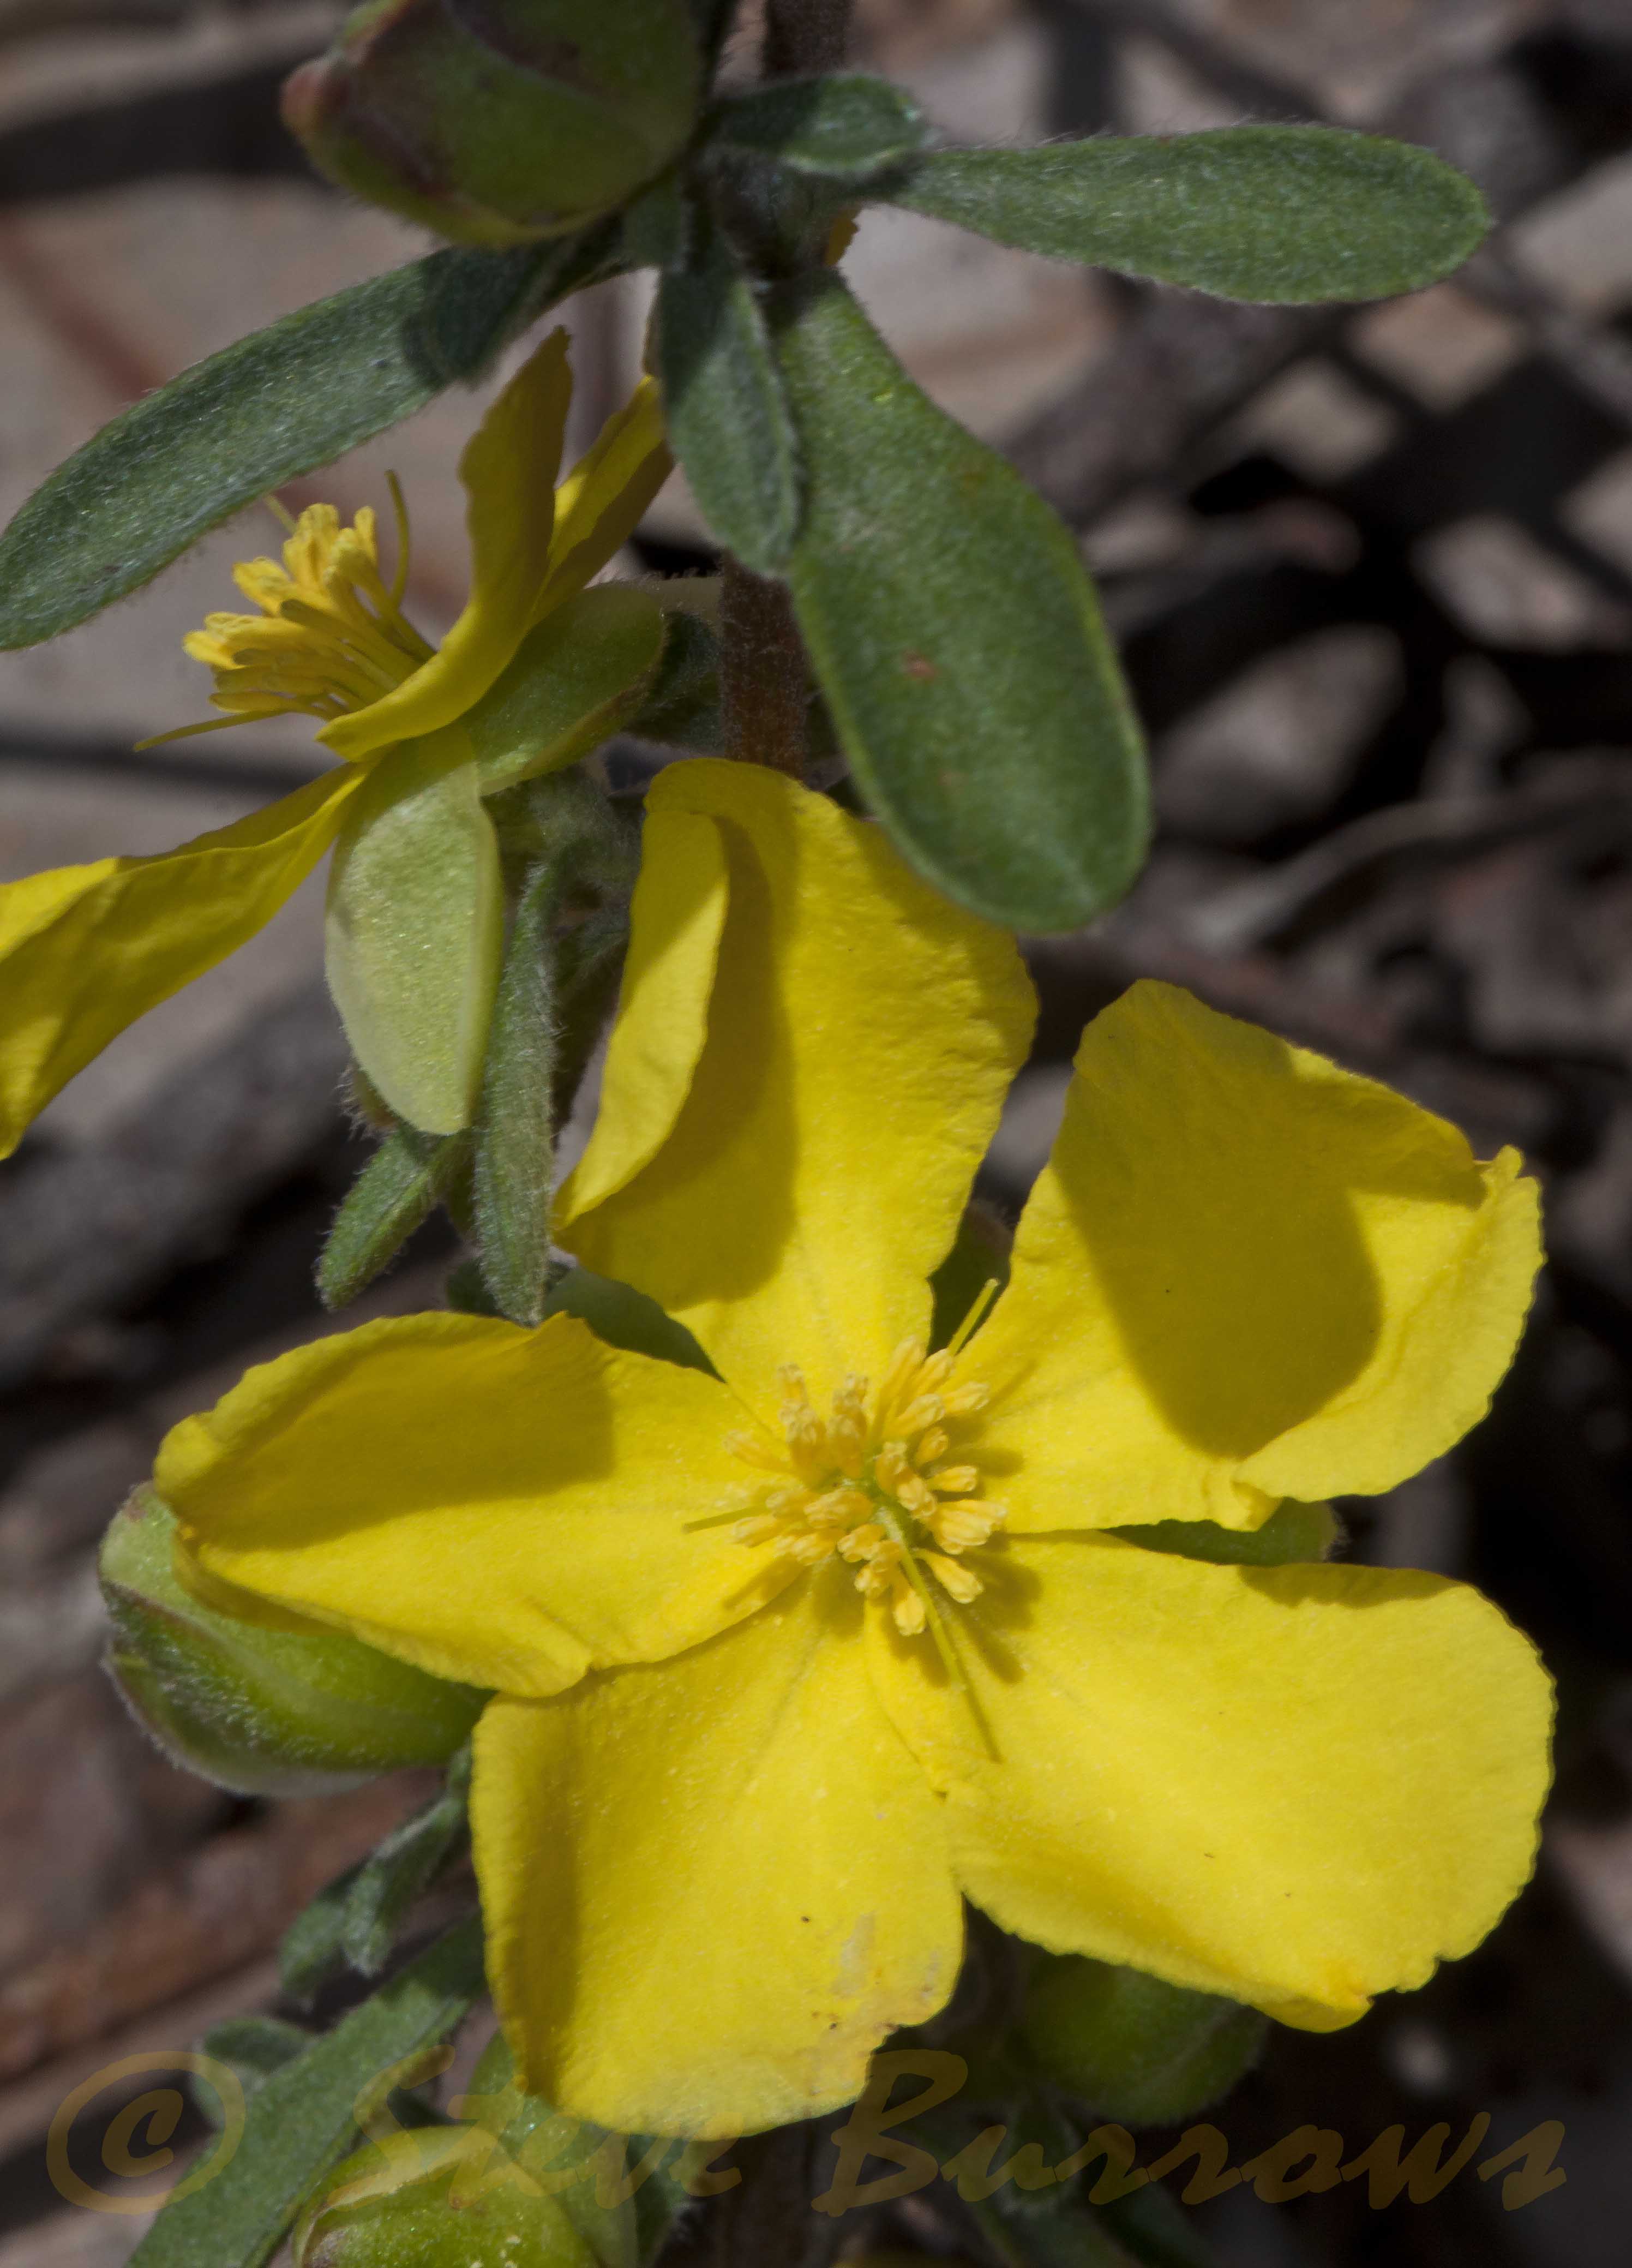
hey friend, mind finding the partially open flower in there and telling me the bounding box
[284,0,703,248]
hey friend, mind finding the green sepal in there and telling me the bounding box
[325,731,505,1138]
[1018,1954,1267,2128]
[625,608,722,750]
[100,1491,486,1797]
[0,231,616,650]
[291,2128,607,2268]
[459,2033,685,2268]
[280,1752,473,2000]
[771,271,1149,930]
[319,1126,475,1310]
[128,1919,487,2268]
[543,1265,715,1375]
[657,236,802,575]
[889,128,1490,304]
[1119,1501,1339,1565]
[473,863,561,1326]
[707,73,928,180]
[467,585,668,795]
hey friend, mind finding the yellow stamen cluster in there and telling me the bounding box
[725,1341,1004,1638]
[182,498,434,732]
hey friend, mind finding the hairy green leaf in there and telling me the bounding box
[281,1755,473,1996]
[0,229,617,649]
[709,73,928,179]
[128,1919,485,2268]
[194,2020,311,2122]
[474,864,561,1326]
[319,1127,473,1310]
[772,272,1148,930]
[657,241,802,574]
[890,128,1489,303]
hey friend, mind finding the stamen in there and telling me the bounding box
[925,1552,983,1604]
[947,1275,1002,1356]
[170,490,433,743]
[719,1343,1001,1672]
[385,471,412,611]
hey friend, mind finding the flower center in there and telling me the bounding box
[182,493,435,735]
[723,1339,1005,1639]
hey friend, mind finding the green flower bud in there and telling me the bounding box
[283,0,703,248]
[292,2127,601,2268]
[100,1489,487,1796]
[1018,1954,1267,2126]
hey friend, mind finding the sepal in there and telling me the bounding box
[1018,1954,1267,2127]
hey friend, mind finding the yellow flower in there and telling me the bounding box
[0,333,670,1151]
[157,761,1552,2142]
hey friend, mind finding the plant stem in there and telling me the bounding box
[714,0,854,776]
[718,562,808,774]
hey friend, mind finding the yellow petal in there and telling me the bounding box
[324,727,503,1134]
[971,982,1542,1530]
[560,761,1036,1411]
[557,803,728,1216]
[476,1568,961,2139]
[867,1534,1551,2026]
[0,768,362,1158]
[535,376,672,615]
[321,331,573,763]
[158,1312,781,1698]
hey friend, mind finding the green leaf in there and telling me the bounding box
[771,272,1149,930]
[0,230,616,649]
[344,1755,474,1977]
[129,1919,486,2268]
[280,1758,475,1996]
[325,732,505,1138]
[319,1127,474,1310]
[657,240,802,575]
[473,863,561,1326]
[890,128,1490,304]
[468,585,668,795]
[709,73,928,179]
[194,2020,311,2123]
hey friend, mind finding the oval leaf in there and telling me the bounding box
[890,127,1490,303]
[0,229,618,650]
[657,243,802,575]
[709,72,928,179]
[771,273,1148,931]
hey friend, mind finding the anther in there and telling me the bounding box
[926,1553,983,1604]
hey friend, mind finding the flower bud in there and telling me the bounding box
[1017,1953,1266,2126]
[292,2127,601,2268]
[283,0,703,248]
[100,1489,486,1796]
